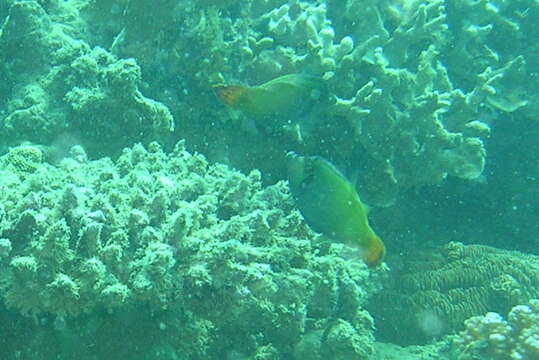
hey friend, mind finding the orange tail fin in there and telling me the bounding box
[362,234,386,267]
[212,84,248,107]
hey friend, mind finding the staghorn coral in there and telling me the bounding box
[250,1,356,76]
[453,299,539,360]
[0,141,380,359]
[368,242,539,345]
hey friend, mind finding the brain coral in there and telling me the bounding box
[368,241,539,345]
[0,141,379,359]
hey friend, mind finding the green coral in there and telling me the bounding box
[0,0,537,357]
[369,242,539,345]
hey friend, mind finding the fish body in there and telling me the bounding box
[287,153,385,267]
[213,74,326,117]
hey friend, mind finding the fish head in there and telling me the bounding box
[212,84,248,107]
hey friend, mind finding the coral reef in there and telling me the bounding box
[1,0,538,357]
[0,0,173,156]
[0,141,380,359]
[453,299,539,360]
[368,242,539,345]
[2,0,537,203]
[91,0,536,205]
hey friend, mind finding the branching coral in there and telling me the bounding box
[454,299,539,360]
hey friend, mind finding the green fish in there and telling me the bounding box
[287,153,386,267]
[212,73,327,117]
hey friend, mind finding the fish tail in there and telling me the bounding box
[361,234,386,267]
[212,84,248,107]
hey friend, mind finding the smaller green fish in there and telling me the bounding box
[212,74,327,117]
[287,153,386,267]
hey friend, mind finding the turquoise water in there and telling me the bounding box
[0,0,538,359]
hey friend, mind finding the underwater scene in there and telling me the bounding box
[0,0,538,359]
